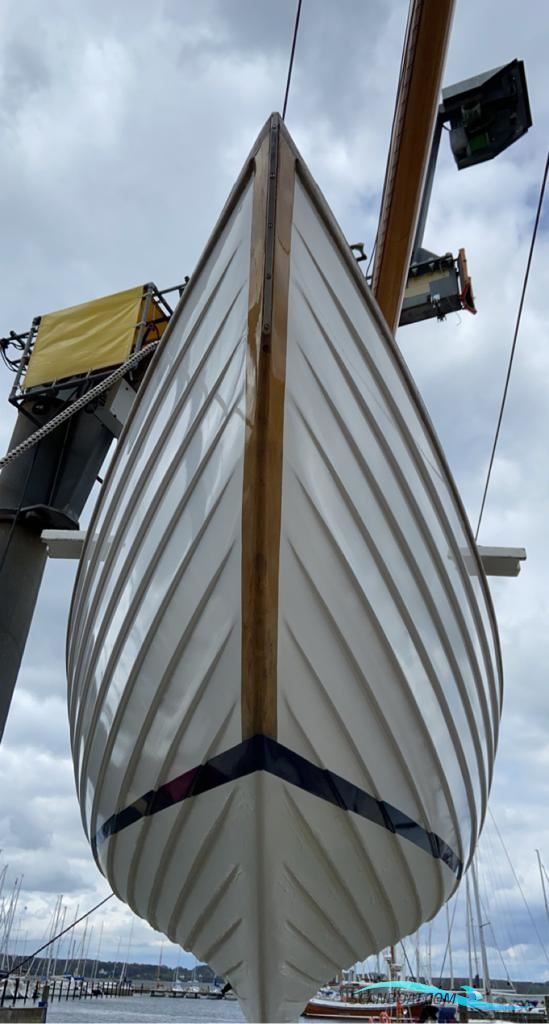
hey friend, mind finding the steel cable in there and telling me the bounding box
[282,0,303,120]
[475,152,549,541]
[5,893,115,979]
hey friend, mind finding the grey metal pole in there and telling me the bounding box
[470,858,491,1000]
[0,399,114,742]
[0,520,47,738]
[0,412,49,743]
[412,111,444,261]
[445,901,454,989]
[465,873,474,987]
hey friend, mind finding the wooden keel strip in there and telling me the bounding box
[241,115,295,740]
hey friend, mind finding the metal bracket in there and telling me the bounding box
[351,243,367,263]
[93,379,137,438]
[41,529,86,559]
[477,545,526,577]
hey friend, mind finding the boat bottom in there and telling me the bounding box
[102,764,456,1022]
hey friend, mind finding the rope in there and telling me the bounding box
[475,151,549,541]
[484,912,514,988]
[489,808,549,968]
[0,341,159,472]
[5,893,114,979]
[282,0,303,120]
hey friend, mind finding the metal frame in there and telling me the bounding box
[399,246,477,326]
[414,60,531,259]
[7,282,185,409]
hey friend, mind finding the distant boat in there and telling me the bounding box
[67,113,501,1023]
[185,984,201,999]
[206,985,225,999]
[304,994,431,1021]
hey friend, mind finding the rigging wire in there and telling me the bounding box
[5,892,115,979]
[475,151,549,541]
[489,808,549,969]
[486,819,522,969]
[476,832,516,985]
[282,0,303,121]
[483,904,514,987]
[480,824,515,970]
[399,937,416,979]
[437,889,460,981]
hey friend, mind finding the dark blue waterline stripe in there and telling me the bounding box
[92,734,462,878]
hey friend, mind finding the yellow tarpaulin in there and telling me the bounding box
[24,285,145,389]
[404,267,450,300]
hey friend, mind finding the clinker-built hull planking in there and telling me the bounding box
[67,116,502,1023]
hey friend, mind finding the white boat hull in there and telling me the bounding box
[67,115,501,1023]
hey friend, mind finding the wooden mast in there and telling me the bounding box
[372,0,455,334]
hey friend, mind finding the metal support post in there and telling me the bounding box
[0,399,114,741]
[470,858,491,1001]
[412,111,444,261]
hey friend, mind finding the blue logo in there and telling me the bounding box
[356,981,525,1013]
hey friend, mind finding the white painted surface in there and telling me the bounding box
[68,178,253,833]
[262,177,501,1004]
[278,178,500,878]
[67,164,501,1024]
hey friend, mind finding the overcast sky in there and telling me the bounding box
[1,0,548,986]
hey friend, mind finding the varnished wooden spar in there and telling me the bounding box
[241,116,295,740]
[372,0,455,332]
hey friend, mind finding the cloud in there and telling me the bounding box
[0,0,548,982]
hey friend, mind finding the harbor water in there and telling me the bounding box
[44,994,246,1023]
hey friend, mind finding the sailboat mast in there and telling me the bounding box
[445,902,454,989]
[536,850,549,925]
[120,919,134,983]
[91,920,103,983]
[52,901,66,978]
[465,874,473,987]
[45,894,61,979]
[470,860,491,1000]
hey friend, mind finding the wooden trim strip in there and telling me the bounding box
[241,115,296,740]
